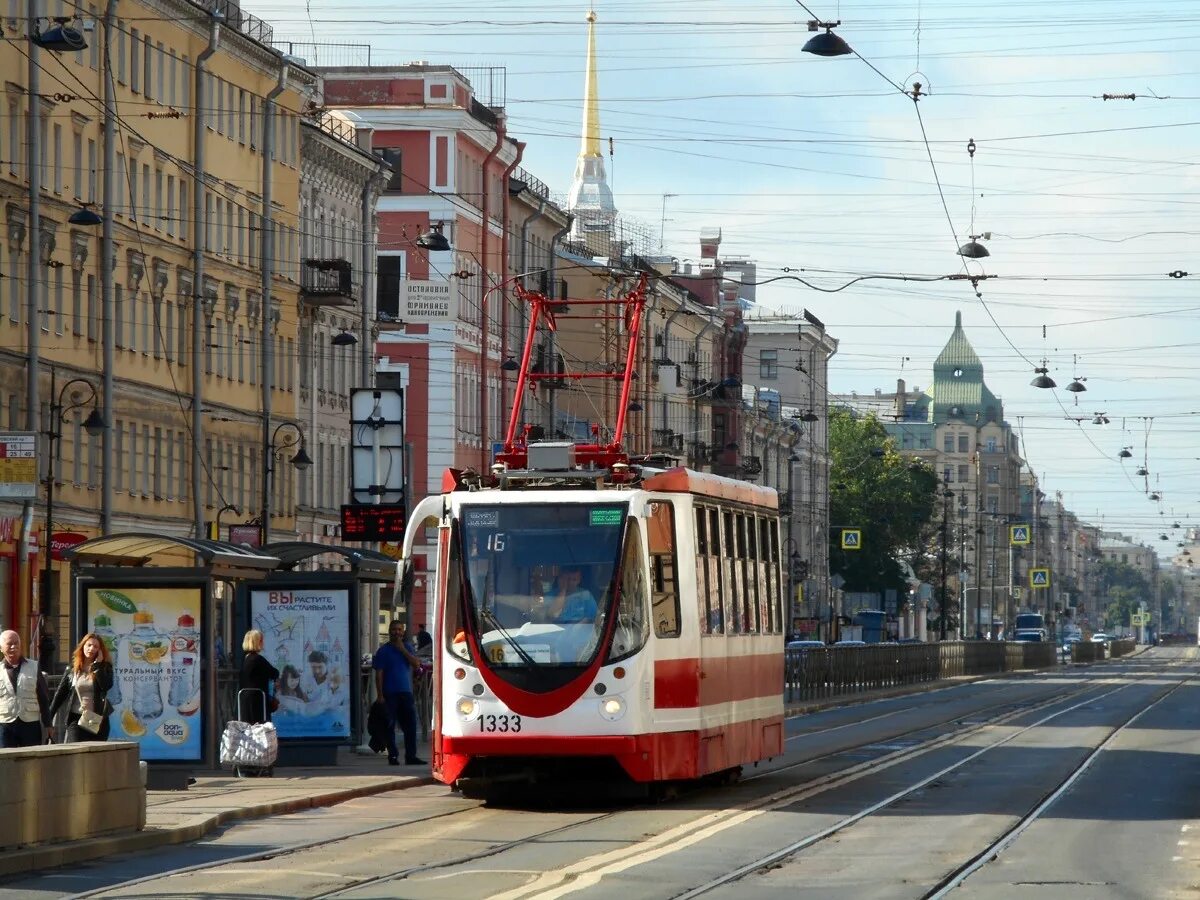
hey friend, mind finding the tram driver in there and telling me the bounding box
[538,565,598,625]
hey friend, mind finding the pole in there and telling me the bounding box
[193,20,219,538]
[479,126,505,473]
[1008,542,1015,640]
[20,0,43,646]
[939,490,949,641]
[259,66,288,546]
[989,515,998,637]
[41,370,56,628]
[100,0,117,534]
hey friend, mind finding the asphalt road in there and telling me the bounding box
[5,647,1194,900]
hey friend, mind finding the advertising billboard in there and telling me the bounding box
[249,587,352,741]
[85,584,204,762]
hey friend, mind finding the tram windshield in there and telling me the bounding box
[458,502,627,668]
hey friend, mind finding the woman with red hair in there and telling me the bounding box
[48,633,115,742]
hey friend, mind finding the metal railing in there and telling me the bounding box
[784,641,1059,705]
[271,41,373,68]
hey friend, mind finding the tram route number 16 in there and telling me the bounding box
[487,533,506,552]
[478,713,522,733]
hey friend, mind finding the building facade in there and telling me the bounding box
[0,1,316,649]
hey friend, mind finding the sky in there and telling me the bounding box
[248,0,1200,551]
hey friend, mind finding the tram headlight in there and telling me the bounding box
[599,696,626,721]
[456,697,478,719]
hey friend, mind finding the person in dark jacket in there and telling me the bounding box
[49,632,114,742]
[239,629,279,725]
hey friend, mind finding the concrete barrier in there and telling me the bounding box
[0,741,145,850]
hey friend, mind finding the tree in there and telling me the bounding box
[827,409,939,594]
[1096,558,1152,631]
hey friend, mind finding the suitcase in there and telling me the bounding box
[220,689,278,777]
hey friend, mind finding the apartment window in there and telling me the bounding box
[86,274,96,341]
[166,175,175,237]
[52,123,62,193]
[179,179,188,240]
[168,51,177,107]
[958,464,969,483]
[143,35,153,101]
[116,24,126,84]
[987,494,999,513]
[141,425,150,495]
[126,155,136,218]
[987,465,1000,484]
[943,434,954,453]
[86,138,96,202]
[759,349,777,380]
[154,167,163,231]
[141,164,150,223]
[8,99,19,177]
[72,131,82,199]
[181,55,190,108]
[943,465,952,483]
[130,28,140,93]
[957,434,969,453]
[71,268,82,335]
[986,437,997,453]
[238,89,246,144]
[152,427,162,498]
[380,149,403,191]
[156,42,165,104]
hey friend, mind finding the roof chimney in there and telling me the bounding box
[895,378,906,419]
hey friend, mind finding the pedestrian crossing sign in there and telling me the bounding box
[1010,524,1031,546]
[841,529,862,550]
[1030,568,1051,589]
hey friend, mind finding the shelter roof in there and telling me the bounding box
[66,533,279,579]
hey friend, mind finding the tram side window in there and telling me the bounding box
[724,510,741,634]
[708,507,725,633]
[607,519,650,662]
[761,517,778,633]
[648,501,681,638]
[444,524,471,661]
[768,517,782,632]
[746,515,762,634]
[695,506,711,634]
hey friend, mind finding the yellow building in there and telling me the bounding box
[0,3,316,652]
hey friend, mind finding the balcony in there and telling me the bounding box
[301,259,355,307]
[652,429,684,454]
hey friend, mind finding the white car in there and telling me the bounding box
[1090,633,1109,643]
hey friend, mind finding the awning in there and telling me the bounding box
[261,541,400,584]
[65,533,280,580]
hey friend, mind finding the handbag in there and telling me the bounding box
[77,708,104,734]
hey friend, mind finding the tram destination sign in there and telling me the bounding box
[341,503,408,541]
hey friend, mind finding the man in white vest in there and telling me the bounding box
[1,630,52,748]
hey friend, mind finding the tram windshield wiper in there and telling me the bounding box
[478,605,539,668]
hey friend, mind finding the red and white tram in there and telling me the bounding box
[396,274,785,796]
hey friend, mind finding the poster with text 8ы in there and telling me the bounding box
[250,588,351,741]
[87,586,203,761]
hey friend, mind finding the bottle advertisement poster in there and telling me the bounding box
[249,587,352,741]
[85,585,204,762]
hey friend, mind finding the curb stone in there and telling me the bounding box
[0,775,437,879]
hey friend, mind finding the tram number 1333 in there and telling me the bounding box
[478,713,522,733]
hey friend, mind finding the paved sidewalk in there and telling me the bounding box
[0,747,434,879]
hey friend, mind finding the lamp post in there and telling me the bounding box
[940,482,954,640]
[261,422,313,546]
[40,371,107,642]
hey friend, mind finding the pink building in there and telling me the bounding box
[319,66,569,625]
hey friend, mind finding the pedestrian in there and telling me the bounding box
[415,624,433,652]
[0,629,53,747]
[48,632,114,742]
[373,620,425,766]
[239,629,279,725]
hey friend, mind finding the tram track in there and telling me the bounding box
[663,652,1194,900]
[293,666,1147,899]
[922,665,1195,899]
[61,657,1153,900]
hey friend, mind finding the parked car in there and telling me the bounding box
[1090,632,1110,643]
[786,640,826,650]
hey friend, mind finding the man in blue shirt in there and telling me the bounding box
[373,620,425,766]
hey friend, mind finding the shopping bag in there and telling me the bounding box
[219,720,278,769]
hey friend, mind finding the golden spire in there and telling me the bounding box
[581,7,601,159]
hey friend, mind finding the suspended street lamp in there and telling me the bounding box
[801,20,853,57]
[1030,361,1056,389]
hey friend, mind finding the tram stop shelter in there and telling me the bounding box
[66,533,280,788]
[233,542,400,766]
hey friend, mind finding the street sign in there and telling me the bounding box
[1030,568,1051,589]
[0,432,38,499]
[399,279,457,322]
[1014,587,1023,599]
[1010,524,1031,546]
[841,529,862,550]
